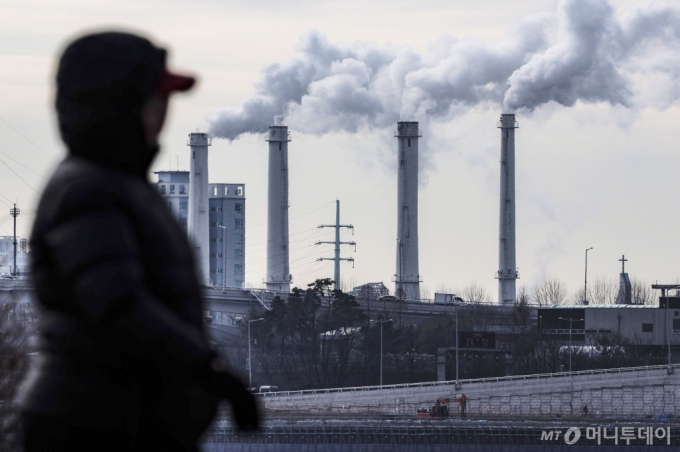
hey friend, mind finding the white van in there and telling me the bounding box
[434,293,466,306]
[258,385,279,394]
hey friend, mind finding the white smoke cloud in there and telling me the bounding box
[208,0,680,140]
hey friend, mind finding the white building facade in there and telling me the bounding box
[154,172,246,287]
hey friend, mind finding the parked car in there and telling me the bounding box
[378,295,398,302]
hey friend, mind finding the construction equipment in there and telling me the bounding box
[416,394,466,420]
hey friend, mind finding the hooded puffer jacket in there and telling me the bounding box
[22,32,222,450]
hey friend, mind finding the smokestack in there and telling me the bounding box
[188,132,212,285]
[265,126,292,292]
[394,121,421,300]
[497,114,518,305]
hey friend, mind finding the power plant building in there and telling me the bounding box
[208,183,246,288]
[155,171,189,231]
[155,171,246,287]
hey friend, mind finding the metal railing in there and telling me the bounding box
[257,363,680,398]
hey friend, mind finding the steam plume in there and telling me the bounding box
[208,0,680,140]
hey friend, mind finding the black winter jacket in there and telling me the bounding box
[22,32,217,449]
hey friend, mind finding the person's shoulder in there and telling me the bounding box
[36,156,142,224]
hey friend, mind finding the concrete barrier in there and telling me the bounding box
[263,364,680,418]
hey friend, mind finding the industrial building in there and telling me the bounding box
[539,301,680,349]
[0,236,28,275]
[154,171,246,288]
[208,183,246,288]
[154,171,190,231]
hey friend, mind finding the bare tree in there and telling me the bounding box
[630,277,656,305]
[462,282,492,304]
[0,300,33,452]
[516,284,531,306]
[588,276,618,305]
[531,275,569,306]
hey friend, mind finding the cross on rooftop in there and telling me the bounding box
[619,255,628,273]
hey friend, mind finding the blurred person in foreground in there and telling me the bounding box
[19,31,259,451]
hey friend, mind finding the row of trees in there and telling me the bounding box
[218,279,665,392]
[434,275,658,306]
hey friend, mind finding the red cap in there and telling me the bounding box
[157,67,195,95]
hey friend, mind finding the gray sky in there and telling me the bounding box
[1,0,679,301]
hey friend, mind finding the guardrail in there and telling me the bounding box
[257,363,680,398]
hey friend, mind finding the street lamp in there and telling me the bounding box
[378,318,393,387]
[584,247,593,305]
[558,317,583,373]
[248,318,264,389]
[455,307,461,390]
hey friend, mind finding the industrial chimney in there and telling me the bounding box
[265,126,292,292]
[497,114,518,305]
[394,121,421,300]
[188,132,212,285]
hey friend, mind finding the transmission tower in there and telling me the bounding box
[316,200,355,290]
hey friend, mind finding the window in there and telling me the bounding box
[235,218,244,229]
[234,249,243,259]
[235,203,243,213]
[211,238,223,243]
[210,222,222,228]
[235,234,243,244]
[224,187,229,196]
[210,253,223,258]
[216,268,223,274]
[408,138,411,147]
[675,311,679,317]
[180,201,187,211]
[673,319,680,333]
[159,185,166,194]
[234,264,243,275]
[210,207,223,212]
[237,186,243,196]
[642,323,653,333]
[179,185,186,194]
[169,185,175,194]
[213,187,217,196]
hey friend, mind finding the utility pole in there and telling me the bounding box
[316,200,355,290]
[10,204,20,276]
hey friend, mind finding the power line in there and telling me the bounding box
[0,149,48,180]
[0,155,40,194]
[0,116,55,158]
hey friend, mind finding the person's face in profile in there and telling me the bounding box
[142,93,169,146]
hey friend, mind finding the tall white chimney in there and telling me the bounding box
[394,121,421,300]
[265,126,291,292]
[188,132,212,285]
[497,114,518,305]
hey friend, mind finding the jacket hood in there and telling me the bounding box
[56,32,166,176]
